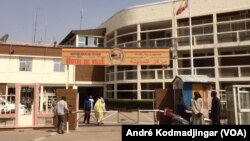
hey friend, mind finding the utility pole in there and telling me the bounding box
[33,8,38,43]
[80,0,83,29]
[80,10,83,29]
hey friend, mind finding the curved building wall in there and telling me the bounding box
[100,0,250,34]
[98,0,250,112]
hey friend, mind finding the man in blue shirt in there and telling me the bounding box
[83,96,92,124]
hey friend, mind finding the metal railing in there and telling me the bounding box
[75,109,162,127]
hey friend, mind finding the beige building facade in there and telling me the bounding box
[60,0,250,111]
[0,0,250,128]
[97,0,250,109]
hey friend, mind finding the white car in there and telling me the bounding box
[0,98,27,115]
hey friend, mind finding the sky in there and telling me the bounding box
[0,0,165,44]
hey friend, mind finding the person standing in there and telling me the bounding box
[55,96,68,134]
[176,97,191,123]
[83,96,91,124]
[211,91,221,125]
[89,96,94,110]
[94,97,106,125]
[191,91,204,125]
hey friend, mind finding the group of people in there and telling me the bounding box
[53,91,220,134]
[83,96,106,125]
[176,91,221,125]
[53,95,106,134]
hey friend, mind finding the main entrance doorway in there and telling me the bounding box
[78,87,103,110]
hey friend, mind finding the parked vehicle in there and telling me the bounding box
[0,97,27,115]
[164,108,190,125]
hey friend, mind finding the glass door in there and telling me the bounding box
[237,89,250,124]
[19,86,34,126]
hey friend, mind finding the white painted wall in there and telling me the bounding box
[0,55,74,84]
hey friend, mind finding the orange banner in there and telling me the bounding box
[62,48,170,65]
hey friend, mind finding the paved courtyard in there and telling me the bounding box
[0,125,122,141]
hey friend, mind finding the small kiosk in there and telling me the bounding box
[172,75,213,119]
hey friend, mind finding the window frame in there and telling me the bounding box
[19,57,32,72]
[53,58,65,72]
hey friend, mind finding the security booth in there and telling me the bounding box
[226,85,250,125]
[172,75,213,120]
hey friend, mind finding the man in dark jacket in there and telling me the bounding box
[176,97,191,123]
[211,91,221,125]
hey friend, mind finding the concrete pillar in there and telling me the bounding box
[137,65,141,100]
[14,84,20,127]
[137,24,141,48]
[33,83,39,126]
[39,86,44,112]
[213,13,220,92]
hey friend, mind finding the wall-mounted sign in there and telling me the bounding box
[62,48,170,65]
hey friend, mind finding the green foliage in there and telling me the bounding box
[105,99,153,110]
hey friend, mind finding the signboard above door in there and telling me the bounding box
[62,48,170,65]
